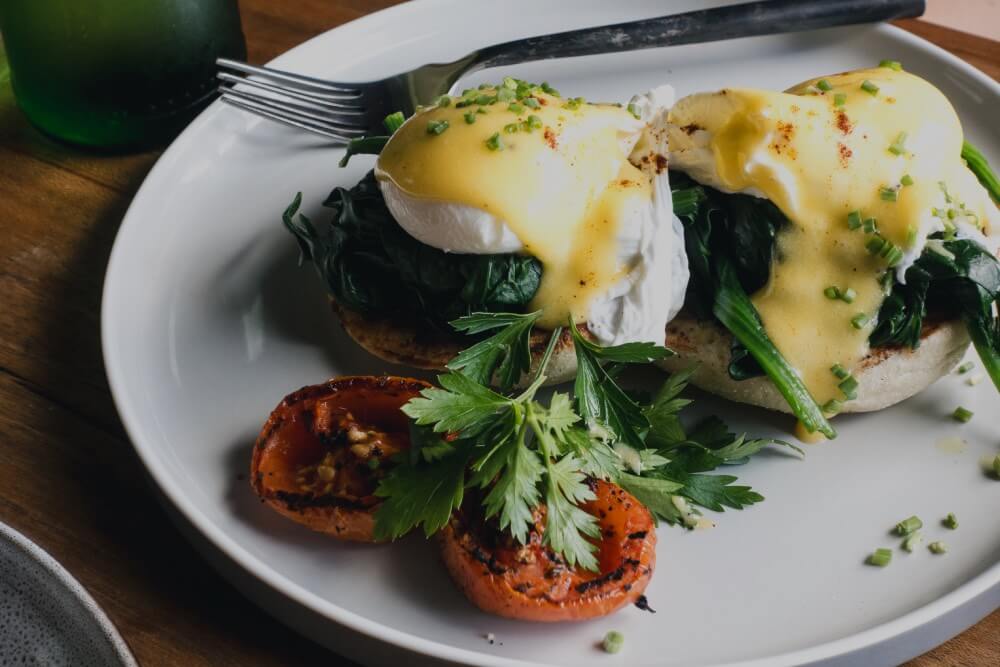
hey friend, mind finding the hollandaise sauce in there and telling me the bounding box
[376,86,651,329]
[670,67,994,407]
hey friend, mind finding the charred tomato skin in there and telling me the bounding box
[439,479,657,621]
[251,375,430,542]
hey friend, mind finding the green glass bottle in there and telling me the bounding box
[0,1,246,150]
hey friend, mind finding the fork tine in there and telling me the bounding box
[217,72,365,113]
[220,96,364,143]
[220,87,367,132]
[217,58,362,96]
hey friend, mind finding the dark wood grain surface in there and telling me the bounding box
[0,2,996,665]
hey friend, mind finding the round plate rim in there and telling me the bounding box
[101,3,1000,665]
[0,521,139,667]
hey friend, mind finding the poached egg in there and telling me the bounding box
[374,82,687,346]
[667,66,999,406]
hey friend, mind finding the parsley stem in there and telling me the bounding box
[712,260,835,438]
[516,326,563,402]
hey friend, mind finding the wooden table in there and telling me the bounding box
[0,2,997,665]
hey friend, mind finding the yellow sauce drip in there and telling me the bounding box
[376,92,651,329]
[794,419,827,444]
[669,68,995,405]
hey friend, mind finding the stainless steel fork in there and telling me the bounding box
[217,0,923,143]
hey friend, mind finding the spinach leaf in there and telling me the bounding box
[284,170,542,324]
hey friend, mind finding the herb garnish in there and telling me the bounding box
[373,312,800,569]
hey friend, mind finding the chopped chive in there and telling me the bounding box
[888,132,908,155]
[902,531,922,552]
[956,361,974,374]
[993,455,1000,477]
[863,217,878,234]
[851,313,869,330]
[884,245,904,267]
[497,88,516,102]
[822,398,843,415]
[435,95,451,108]
[485,132,504,151]
[834,93,848,107]
[503,123,518,134]
[861,79,880,95]
[866,237,886,255]
[464,112,477,124]
[564,96,584,110]
[847,210,863,230]
[879,59,903,71]
[831,364,850,380]
[502,76,518,90]
[879,186,899,202]
[906,226,918,247]
[507,102,523,113]
[478,83,491,90]
[867,548,892,567]
[951,406,973,423]
[526,114,543,131]
[476,107,487,114]
[523,97,540,109]
[947,208,957,220]
[967,374,984,386]
[901,173,914,186]
[817,79,833,92]
[382,111,406,133]
[894,515,923,536]
[475,94,496,106]
[928,541,948,554]
[541,81,560,96]
[602,631,624,654]
[839,375,859,400]
[841,287,857,303]
[426,120,449,135]
[943,513,959,530]
[627,102,641,119]
[824,286,841,300]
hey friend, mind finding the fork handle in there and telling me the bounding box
[474,0,924,70]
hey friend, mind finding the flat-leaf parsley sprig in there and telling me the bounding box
[373,312,801,569]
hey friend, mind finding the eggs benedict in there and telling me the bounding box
[286,79,688,384]
[659,63,1000,436]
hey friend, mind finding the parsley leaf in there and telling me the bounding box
[402,372,511,437]
[642,366,695,449]
[618,474,685,524]
[669,472,764,512]
[448,311,541,391]
[570,323,652,450]
[541,453,600,570]
[478,421,543,545]
[373,446,472,539]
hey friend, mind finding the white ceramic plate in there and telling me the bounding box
[102,2,1000,665]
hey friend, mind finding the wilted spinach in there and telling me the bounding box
[284,170,542,326]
